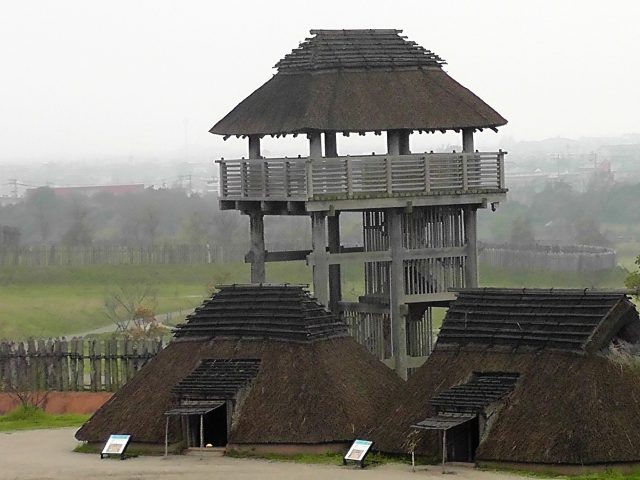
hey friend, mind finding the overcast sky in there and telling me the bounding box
[1,0,638,163]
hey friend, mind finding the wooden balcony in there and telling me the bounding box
[217,151,506,212]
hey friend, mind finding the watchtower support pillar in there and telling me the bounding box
[311,212,329,306]
[464,206,478,288]
[324,132,342,312]
[248,135,265,283]
[462,128,474,153]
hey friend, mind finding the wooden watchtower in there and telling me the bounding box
[210,30,507,379]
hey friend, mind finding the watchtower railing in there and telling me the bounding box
[217,151,505,201]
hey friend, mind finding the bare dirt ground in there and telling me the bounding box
[0,428,529,480]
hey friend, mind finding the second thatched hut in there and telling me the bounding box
[370,288,640,473]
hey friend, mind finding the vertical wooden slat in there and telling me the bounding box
[61,339,69,391]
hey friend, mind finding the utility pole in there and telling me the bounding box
[9,179,18,198]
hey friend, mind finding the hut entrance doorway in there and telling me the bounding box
[165,401,229,450]
[186,403,228,447]
[411,413,478,468]
[446,416,479,462]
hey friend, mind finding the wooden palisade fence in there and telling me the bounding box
[0,244,231,267]
[0,337,164,392]
[479,243,617,272]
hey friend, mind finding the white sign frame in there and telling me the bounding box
[343,439,373,468]
[101,434,131,460]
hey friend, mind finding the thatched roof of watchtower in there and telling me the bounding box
[76,285,402,447]
[210,29,507,137]
[370,288,640,466]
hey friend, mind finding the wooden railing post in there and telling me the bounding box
[240,161,247,197]
[346,157,353,197]
[462,154,468,191]
[283,161,290,198]
[262,160,268,198]
[498,150,505,188]
[305,160,314,199]
[218,161,226,198]
[423,155,431,193]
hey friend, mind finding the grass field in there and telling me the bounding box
[0,405,89,432]
[0,243,638,340]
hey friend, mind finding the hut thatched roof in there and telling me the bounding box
[210,29,507,136]
[173,284,347,342]
[370,288,640,465]
[76,285,401,446]
[439,288,637,353]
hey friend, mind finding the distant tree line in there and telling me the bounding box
[479,178,640,247]
[0,187,312,261]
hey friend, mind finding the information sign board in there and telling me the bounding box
[343,439,373,468]
[101,434,131,460]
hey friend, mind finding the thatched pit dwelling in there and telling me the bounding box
[76,284,402,454]
[370,288,640,473]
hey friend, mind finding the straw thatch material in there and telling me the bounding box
[440,289,637,353]
[370,289,640,465]
[210,30,506,136]
[372,348,640,465]
[173,284,347,342]
[76,337,401,446]
[76,285,402,448]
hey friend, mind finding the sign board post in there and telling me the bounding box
[343,439,373,468]
[101,434,131,460]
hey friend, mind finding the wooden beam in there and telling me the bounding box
[311,212,329,306]
[309,246,468,266]
[264,250,311,262]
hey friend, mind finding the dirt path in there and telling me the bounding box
[68,308,194,337]
[0,428,530,480]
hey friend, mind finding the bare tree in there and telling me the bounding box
[104,284,158,333]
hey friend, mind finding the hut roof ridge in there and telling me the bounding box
[275,29,445,73]
[436,288,639,354]
[172,284,348,343]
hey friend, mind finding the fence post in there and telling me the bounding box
[104,339,111,392]
[95,341,103,391]
[119,338,128,385]
[53,339,63,391]
[127,340,135,380]
[111,337,119,390]
[26,339,37,391]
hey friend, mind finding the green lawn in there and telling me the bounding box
[0,243,637,340]
[0,264,252,339]
[0,405,89,432]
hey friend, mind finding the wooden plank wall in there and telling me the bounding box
[0,337,163,392]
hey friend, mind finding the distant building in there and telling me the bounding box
[0,225,20,247]
[27,184,145,198]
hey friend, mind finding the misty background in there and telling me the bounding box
[1,0,640,255]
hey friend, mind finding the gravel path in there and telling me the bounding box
[0,428,531,480]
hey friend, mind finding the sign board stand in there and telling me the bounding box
[343,439,373,469]
[101,434,132,460]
